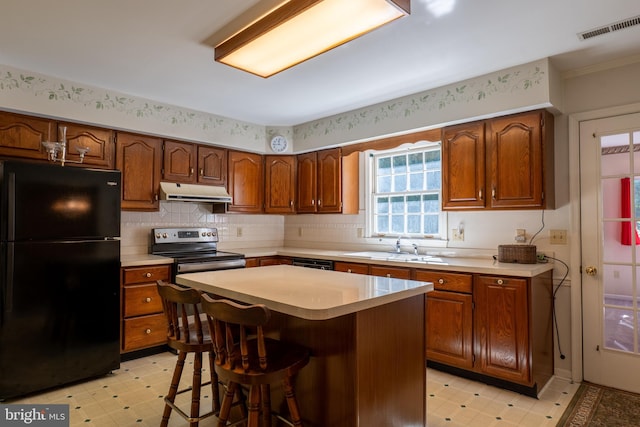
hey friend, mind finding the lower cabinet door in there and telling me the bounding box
[426,290,473,369]
[475,276,531,385]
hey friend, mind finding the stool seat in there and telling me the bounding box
[200,294,310,427]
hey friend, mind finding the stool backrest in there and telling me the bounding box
[200,293,271,372]
[157,280,210,352]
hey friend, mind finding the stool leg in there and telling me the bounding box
[217,381,237,427]
[260,384,271,427]
[162,351,187,427]
[190,352,203,427]
[209,352,220,412]
[247,385,261,427]
[283,376,303,427]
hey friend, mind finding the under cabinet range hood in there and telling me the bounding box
[160,182,232,203]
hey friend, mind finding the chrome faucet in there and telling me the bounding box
[412,243,419,255]
[395,237,402,253]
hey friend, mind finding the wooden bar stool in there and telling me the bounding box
[156,281,220,427]
[200,294,310,427]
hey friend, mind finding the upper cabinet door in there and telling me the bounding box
[227,150,264,213]
[442,121,486,209]
[197,145,227,186]
[486,110,552,209]
[265,155,296,214]
[116,132,163,211]
[296,152,317,213]
[61,122,115,169]
[163,140,196,183]
[317,148,342,213]
[0,111,54,160]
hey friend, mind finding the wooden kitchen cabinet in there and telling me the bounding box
[416,270,473,369]
[474,275,531,384]
[60,122,115,169]
[441,120,486,209]
[334,261,369,275]
[162,139,196,183]
[116,132,163,211]
[265,155,296,214]
[197,145,227,186]
[0,111,55,160]
[296,148,358,214]
[486,110,554,209]
[121,264,170,353]
[162,141,227,186]
[227,150,264,213]
[442,109,554,210]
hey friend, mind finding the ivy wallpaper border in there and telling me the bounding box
[293,61,548,142]
[0,65,264,142]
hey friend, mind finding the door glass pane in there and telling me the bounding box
[601,129,639,355]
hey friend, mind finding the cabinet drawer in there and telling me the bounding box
[414,270,472,293]
[124,284,164,317]
[334,261,369,275]
[369,265,411,279]
[123,265,170,285]
[123,314,167,351]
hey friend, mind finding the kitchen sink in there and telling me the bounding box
[343,251,433,262]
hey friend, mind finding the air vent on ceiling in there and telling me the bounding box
[578,15,640,40]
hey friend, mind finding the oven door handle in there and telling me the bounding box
[176,258,246,273]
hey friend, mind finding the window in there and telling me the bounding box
[370,144,444,238]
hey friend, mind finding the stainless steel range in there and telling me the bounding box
[150,227,245,278]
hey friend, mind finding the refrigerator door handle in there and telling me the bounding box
[5,243,14,313]
[7,172,15,241]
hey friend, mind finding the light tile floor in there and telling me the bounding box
[6,351,580,426]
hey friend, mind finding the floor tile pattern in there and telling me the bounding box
[7,351,580,426]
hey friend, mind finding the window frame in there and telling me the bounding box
[365,141,447,244]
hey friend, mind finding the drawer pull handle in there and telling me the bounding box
[438,278,445,285]
[145,297,152,303]
[145,272,152,278]
[145,329,152,334]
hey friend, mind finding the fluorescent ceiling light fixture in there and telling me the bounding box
[214,0,410,78]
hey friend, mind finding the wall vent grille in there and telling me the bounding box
[578,15,640,40]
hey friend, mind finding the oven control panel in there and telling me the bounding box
[152,227,219,243]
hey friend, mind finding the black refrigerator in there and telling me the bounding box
[0,161,121,400]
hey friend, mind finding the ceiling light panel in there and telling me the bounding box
[215,0,410,78]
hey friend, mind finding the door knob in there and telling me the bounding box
[585,266,598,276]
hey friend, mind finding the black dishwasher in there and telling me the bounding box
[291,257,334,270]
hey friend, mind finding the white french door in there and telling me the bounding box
[580,112,640,392]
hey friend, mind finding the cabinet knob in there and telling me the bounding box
[318,199,322,206]
[199,168,204,176]
[496,279,504,285]
[492,187,496,200]
[311,199,315,206]
[190,167,194,176]
[145,328,152,334]
[290,200,294,206]
[145,297,152,303]
[438,278,445,285]
[145,272,152,278]
[386,273,391,278]
[347,269,352,273]
[479,189,483,200]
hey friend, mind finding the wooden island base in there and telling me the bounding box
[268,294,426,427]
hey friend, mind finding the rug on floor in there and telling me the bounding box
[557,382,640,426]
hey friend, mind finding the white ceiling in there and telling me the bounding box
[1,0,640,126]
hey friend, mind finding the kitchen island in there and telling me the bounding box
[176,265,433,427]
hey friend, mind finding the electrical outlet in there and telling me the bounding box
[550,229,567,245]
[452,228,464,241]
[515,229,527,242]
[236,227,243,237]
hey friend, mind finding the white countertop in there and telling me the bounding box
[121,247,554,278]
[175,265,433,321]
[239,247,554,277]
